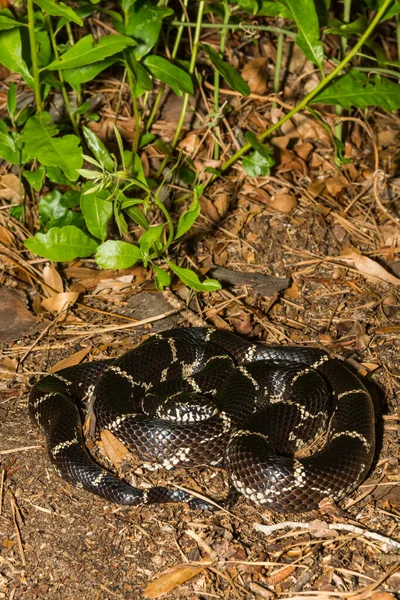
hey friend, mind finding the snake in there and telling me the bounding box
[29,327,375,513]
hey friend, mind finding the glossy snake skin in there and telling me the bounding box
[29,328,375,513]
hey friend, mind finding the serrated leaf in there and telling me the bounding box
[202,44,250,96]
[95,240,141,269]
[34,0,83,25]
[80,185,113,242]
[45,34,135,70]
[167,261,221,292]
[24,226,98,261]
[143,56,193,96]
[22,112,83,181]
[311,71,400,112]
[0,29,34,87]
[175,185,202,240]
[282,0,324,70]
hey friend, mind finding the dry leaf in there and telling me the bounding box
[42,264,64,295]
[41,291,79,313]
[0,174,22,202]
[347,252,400,286]
[267,193,298,213]
[100,430,130,468]
[0,225,15,247]
[143,563,209,599]
[241,57,269,94]
[49,346,92,373]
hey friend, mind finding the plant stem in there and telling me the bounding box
[123,6,141,153]
[157,0,205,177]
[215,0,394,179]
[272,33,284,108]
[26,0,42,111]
[46,15,80,137]
[154,194,174,252]
[213,0,230,161]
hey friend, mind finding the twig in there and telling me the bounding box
[9,493,26,567]
[0,445,42,455]
[255,521,400,551]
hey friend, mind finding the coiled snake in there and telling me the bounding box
[29,328,375,513]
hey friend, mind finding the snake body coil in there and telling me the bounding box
[29,328,375,513]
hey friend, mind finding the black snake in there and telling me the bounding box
[29,328,375,513]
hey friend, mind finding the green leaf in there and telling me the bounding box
[82,126,115,171]
[46,165,74,184]
[95,240,141,269]
[139,223,164,266]
[0,120,19,164]
[257,1,292,17]
[34,0,83,25]
[242,151,274,177]
[123,1,173,59]
[311,71,400,112]
[80,185,113,242]
[175,184,202,240]
[0,29,33,87]
[306,107,351,167]
[202,44,250,97]
[38,190,84,228]
[245,131,275,160]
[45,34,136,70]
[23,165,45,191]
[24,226,98,261]
[242,132,275,176]
[63,57,117,90]
[167,261,221,292]
[125,51,153,97]
[22,112,83,181]
[0,9,25,31]
[152,264,170,291]
[143,56,194,96]
[7,82,17,120]
[282,0,324,70]
[122,203,150,230]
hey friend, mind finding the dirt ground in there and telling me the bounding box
[1,20,400,600]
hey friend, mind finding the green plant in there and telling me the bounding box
[1,0,400,291]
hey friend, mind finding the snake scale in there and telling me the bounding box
[29,327,375,513]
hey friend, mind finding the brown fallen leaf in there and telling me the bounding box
[241,57,269,94]
[346,251,400,286]
[0,225,15,247]
[0,174,22,202]
[0,287,46,343]
[267,192,298,213]
[42,264,64,295]
[41,291,79,313]
[48,346,92,373]
[100,430,130,468]
[143,562,210,599]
